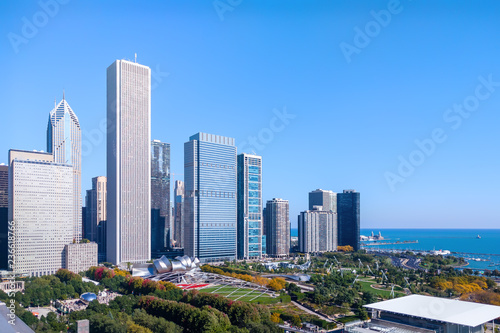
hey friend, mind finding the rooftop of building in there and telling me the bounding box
[0,302,35,333]
[365,294,500,327]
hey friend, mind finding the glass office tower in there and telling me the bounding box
[47,97,82,241]
[184,132,237,262]
[337,190,360,251]
[237,153,262,259]
[309,189,337,212]
[151,140,170,252]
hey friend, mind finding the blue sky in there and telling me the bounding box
[1,0,499,228]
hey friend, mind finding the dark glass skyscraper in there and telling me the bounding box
[237,153,262,259]
[337,190,360,251]
[184,132,237,262]
[151,140,170,253]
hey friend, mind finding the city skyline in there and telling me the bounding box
[1,1,500,228]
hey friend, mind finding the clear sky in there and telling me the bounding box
[1,0,499,229]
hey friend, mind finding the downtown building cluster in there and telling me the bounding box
[0,58,361,277]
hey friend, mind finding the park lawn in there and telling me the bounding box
[200,286,283,304]
[357,281,405,299]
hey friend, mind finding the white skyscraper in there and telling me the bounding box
[47,97,82,241]
[8,150,74,277]
[298,207,337,253]
[107,59,151,265]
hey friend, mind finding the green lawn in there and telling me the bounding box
[357,281,405,299]
[200,286,284,304]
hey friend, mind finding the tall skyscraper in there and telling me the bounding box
[298,207,337,253]
[337,189,360,251]
[151,140,170,253]
[309,189,337,212]
[47,97,82,241]
[184,132,237,262]
[84,176,107,262]
[264,198,290,257]
[0,164,8,270]
[107,59,151,265]
[237,153,262,259]
[173,180,184,248]
[8,150,73,276]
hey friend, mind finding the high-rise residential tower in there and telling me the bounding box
[84,176,107,262]
[298,207,337,253]
[264,198,290,257]
[173,180,184,248]
[237,153,262,259]
[337,190,360,251]
[184,132,237,262]
[309,189,337,212]
[151,140,170,253]
[107,59,151,265]
[47,97,82,241]
[8,150,73,276]
[0,164,8,270]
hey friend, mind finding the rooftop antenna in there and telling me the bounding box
[62,89,65,101]
[135,53,137,63]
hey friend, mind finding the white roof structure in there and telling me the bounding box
[365,295,500,327]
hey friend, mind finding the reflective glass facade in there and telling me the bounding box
[337,190,360,251]
[184,133,236,262]
[47,98,82,241]
[237,154,262,259]
[151,140,170,252]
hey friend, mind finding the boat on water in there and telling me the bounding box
[477,235,481,239]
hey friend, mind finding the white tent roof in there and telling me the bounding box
[365,295,500,327]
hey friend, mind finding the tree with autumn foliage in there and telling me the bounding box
[267,277,286,291]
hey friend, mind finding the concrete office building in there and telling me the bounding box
[8,150,73,277]
[151,140,170,252]
[309,189,336,212]
[47,97,82,241]
[184,132,237,262]
[173,180,184,248]
[298,207,337,253]
[237,153,262,259]
[264,198,290,257]
[337,189,360,251]
[107,59,151,265]
[65,242,98,274]
[84,176,107,262]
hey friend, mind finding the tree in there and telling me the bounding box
[267,278,286,291]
